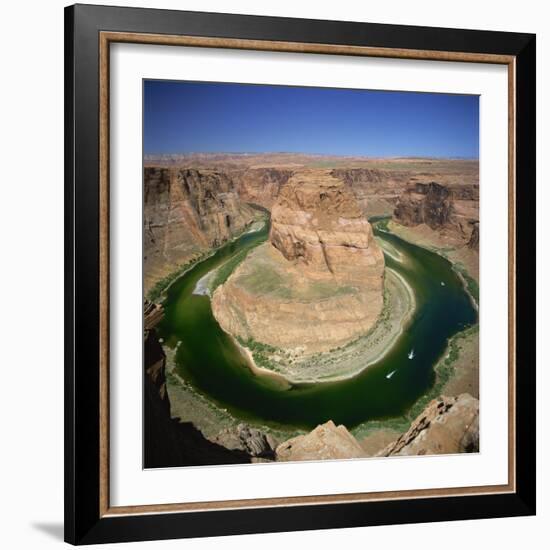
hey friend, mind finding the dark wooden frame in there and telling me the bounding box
[65,3,536,545]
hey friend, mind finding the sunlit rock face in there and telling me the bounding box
[212,170,385,355]
[232,167,294,209]
[143,167,258,291]
[276,421,365,462]
[269,170,385,286]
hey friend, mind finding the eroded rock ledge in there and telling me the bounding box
[276,421,365,462]
[380,393,479,457]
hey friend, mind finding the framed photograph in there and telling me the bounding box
[64,4,536,545]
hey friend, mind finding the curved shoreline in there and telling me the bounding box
[158,221,478,447]
[455,269,479,312]
[151,219,267,303]
[378,220,479,311]
[229,266,416,385]
[231,335,294,389]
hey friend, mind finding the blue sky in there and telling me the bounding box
[144,80,479,158]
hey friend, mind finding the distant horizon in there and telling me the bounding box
[144,151,479,160]
[144,81,479,158]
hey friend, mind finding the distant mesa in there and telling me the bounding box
[212,170,385,355]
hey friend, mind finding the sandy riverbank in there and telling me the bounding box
[231,266,416,385]
[231,336,293,389]
[385,219,479,284]
[163,344,301,442]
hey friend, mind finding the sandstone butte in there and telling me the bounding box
[212,170,385,355]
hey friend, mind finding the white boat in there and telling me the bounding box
[408,349,415,359]
[386,370,396,379]
[441,281,446,286]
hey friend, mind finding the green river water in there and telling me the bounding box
[158,220,477,432]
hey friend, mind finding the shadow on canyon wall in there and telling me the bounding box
[143,304,251,468]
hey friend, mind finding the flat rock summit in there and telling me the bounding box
[212,170,385,354]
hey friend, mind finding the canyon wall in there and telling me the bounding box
[231,167,293,208]
[144,161,479,295]
[143,301,252,468]
[144,167,260,291]
[331,168,409,216]
[393,181,480,248]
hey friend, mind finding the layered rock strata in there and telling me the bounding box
[468,222,479,250]
[144,167,260,291]
[232,167,293,208]
[212,171,385,354]
[331,168,409,216]
[393,181,479,248]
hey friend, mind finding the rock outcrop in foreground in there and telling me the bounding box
[213,424,278,460]
[381,393,479,457]
[272,394,479,463]
[276,421,365,462]
[212,171,385,354]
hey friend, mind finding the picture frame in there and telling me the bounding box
[64,3,536,545]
